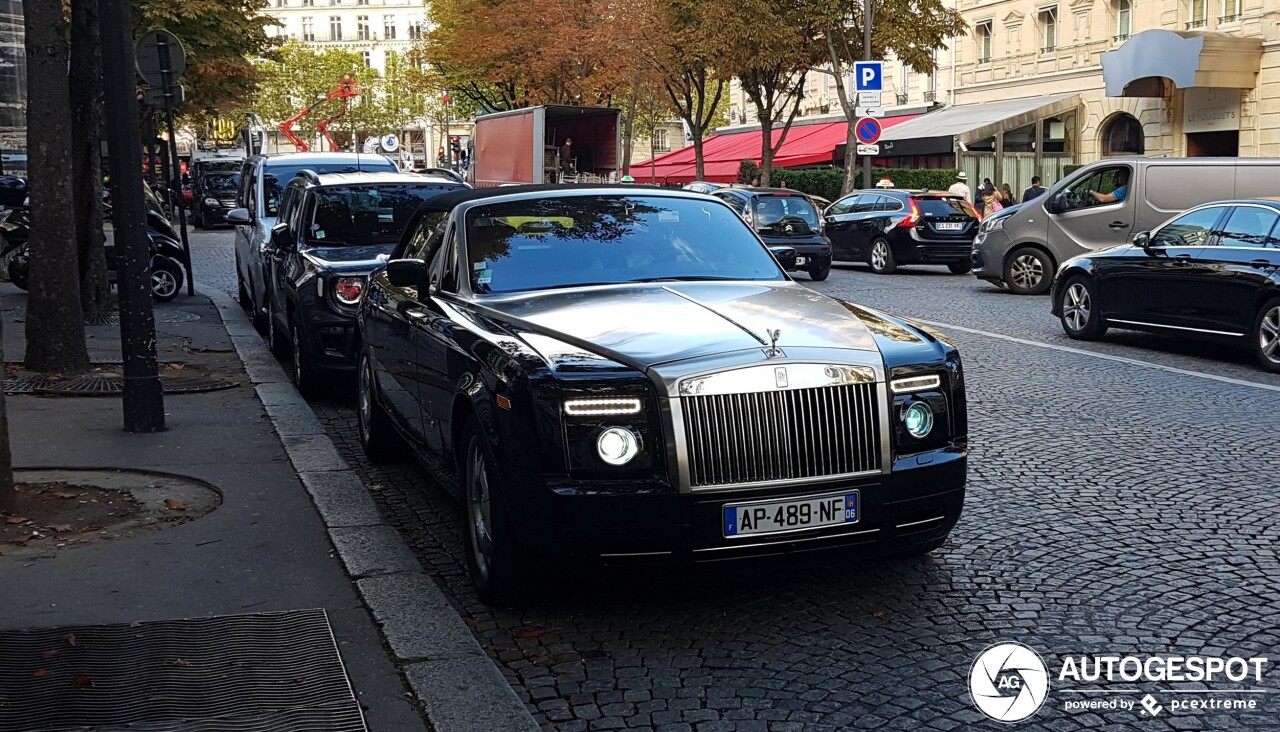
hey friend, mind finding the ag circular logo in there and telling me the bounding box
[969,642,1050,723]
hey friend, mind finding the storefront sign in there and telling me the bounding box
[1183,88,1239,134]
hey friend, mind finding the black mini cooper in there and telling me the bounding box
[356,186,968,604]
[263,170,465,396]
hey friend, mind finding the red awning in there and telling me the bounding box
[633,116,918,184]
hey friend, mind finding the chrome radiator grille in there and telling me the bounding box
[681,382,881,488]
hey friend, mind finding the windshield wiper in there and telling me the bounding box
[630,276,743,282]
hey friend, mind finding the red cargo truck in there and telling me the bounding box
[469,105,621,187]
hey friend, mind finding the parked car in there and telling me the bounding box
[683,181,726,194]
[192,172,240,229]
[823,189,979,275]
[1051,199,1280,372]
[973,157,1280,295]
[713,187,832,280]
[229,152,399,330]
[263,171,466,397]
[356,186,968,603]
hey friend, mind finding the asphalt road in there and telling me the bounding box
[189,228,1280,731]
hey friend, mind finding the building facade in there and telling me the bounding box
[263,0,426,75]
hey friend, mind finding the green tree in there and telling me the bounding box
[811,0,966,192]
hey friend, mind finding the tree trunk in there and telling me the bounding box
[23,0,89,375]
[843,125,862,193]
[622,94,637,174]
[758,116,774,187]
[0,314,12,514]
[691,133,705,181]
[71,0,112,322]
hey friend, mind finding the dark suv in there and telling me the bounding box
[823,190,979,274]
[713,187,832,280]
[264,170,466,397]
[192,171,240,229]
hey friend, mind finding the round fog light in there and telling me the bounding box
[903,402,934,439]
[597,427,640,466]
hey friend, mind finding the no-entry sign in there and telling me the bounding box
[855,117,882,145]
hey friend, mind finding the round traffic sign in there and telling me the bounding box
[135,29,187,88]
[855,117,882,145]
[381,134,400,152]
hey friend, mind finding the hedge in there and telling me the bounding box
[763,166,961,202]
[1063,164,1084,177]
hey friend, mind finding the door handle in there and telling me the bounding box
[406,309,428,320]
[1250,259,1273,269]
[1171,254,1194,266]
[1108,221,1129,230]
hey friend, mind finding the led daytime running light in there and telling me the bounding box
[890,374,941,393]
[563,398,642,416]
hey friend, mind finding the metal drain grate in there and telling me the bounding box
[0,609,368,732]
[3,374,237,396]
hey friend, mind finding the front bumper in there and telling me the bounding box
[296,293,362,373]
[893,232,973,265]
[761,236,831,271]
[971,229,1015,283]
[498,446,965,562]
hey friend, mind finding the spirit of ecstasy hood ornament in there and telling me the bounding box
[765,328,783,358]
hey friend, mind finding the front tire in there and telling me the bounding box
[1058,275,1106,340]
[289,313,324,400]
[150,258,182,302]
[1252,298,1280,373]
[868,238,896,274]
[357,350,407,463]
[8,255,28,291]
[947,260,972,275]
[460,419,527,605]
[1004,246,1053,295]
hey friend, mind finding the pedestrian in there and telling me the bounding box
[779,180,788,189]
[1022,176,1048,203]
[948,171,970,200]
[437,146,446,166]
[751,176,760,186]
[559,137,573,175]
[980,180,1005,217]
[1000,182,1017,206]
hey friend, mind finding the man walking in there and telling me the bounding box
[1022,176,1048,203]
[948,171,970,201]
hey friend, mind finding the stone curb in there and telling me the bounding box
[199,285,540,732]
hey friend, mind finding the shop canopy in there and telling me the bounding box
[633,115,918,184]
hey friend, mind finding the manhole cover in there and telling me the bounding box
[3,372,237,396]
[0,609,367,731]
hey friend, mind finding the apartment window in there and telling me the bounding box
[976,21,993,62]
[654,129,669,152]
[357,0,368,4]
[328,15,341,40]
[302,17,315,42]
[328,0,337,5]
[383,15,396,39]
[356,15,370,40]
[302,0,313,6]
[1220,0,1241,22]
[1039,7,1058,52]
[1115,0,1131,39]
[408,21,424,40]
[362,51,371,68]
[1187,0,1207,27]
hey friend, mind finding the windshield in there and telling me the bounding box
[309,183,460,246]
[264,157,398,216]
[464,196,786,294]
[753,195,819,234]
[913,197,973,217]
[203,174,239,192]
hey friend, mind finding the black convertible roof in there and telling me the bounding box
[414,183,670,215]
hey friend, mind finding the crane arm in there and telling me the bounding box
[276,75,360,153]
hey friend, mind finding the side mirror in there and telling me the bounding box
[1133,231,1152,250]
[386,258,429,290]
[269,222,293,250]
[226,208,251,225]
[1046,193,1064,214]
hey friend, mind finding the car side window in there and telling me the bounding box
[715,192,745,214]
[246,170,258,216]
[1151,206,1228,248]
[238,162,254,209]
[441,226,460,293]
[1216,207,1280,249]
[1059,166,1131,213]
[849,195,876,214]
[277,188,296,227]
[826,195,858,216]
[880,196,904,213]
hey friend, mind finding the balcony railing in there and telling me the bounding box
[1041,45,1057,53]
[895,93,908,105]
[1185,18,1207,28]
[1113,33,1130,41]
[923,90,936,102]
[1218,13,1241,22]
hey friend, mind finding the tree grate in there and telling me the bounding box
[3,373,237,396]
[10,309,201,325]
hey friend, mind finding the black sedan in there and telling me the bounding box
[1051,199,1280,371]
[823,190,979,274]
[192,172,241,229]
[357,186,968,603]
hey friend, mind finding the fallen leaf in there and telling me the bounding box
[50,524,74,533]
[5,516,26,525]
[32,669,48,678]
[514,627,556,639]
[71,675,93,688]
[464,617,480,631]
[53,491,79,499]
[42,650,60,659]
[80,525,103,533]
[63,633,76,647]
[166,658,190,667]
[163,499,186,511]
[165,362,187,371]
[366,483,383,492]
[872,610,887,619]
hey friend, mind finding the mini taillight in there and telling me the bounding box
[898,200,921,228]
[333,276,365,305]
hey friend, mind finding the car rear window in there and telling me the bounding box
[912,196,973,217]
[753,195,820,232]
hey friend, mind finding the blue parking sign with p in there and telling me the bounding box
[854,62,883,92]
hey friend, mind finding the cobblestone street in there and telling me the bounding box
[190,230,1280,731]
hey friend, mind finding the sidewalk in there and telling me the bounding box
[0,284,427,730]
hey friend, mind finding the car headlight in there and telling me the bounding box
[203,197,219,207]
[596,427,641,465]
[333,276,365,305]
[979,215,1006,234]
[902,402,934,439]
[563,397,642,416]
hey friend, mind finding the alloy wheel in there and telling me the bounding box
[1259,306,1280,364]
[1010,254,1043,291]
[151,269,178,299]
[468,441,494,582]
[1063,282,1091,332]
[871,241,888,271]
[291,323,304,386]
[357,358,373,443]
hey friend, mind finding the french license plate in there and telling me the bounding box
[795,256,808,265]
[723,492,858,537]
[936,222,964,231]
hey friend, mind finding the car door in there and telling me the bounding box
[1095,205,1227,327]
[407,222,464,457]
[1046,165,1135,262]
[234,161,260,298]
[1182,205,1280,335]
[823,194,861,261]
